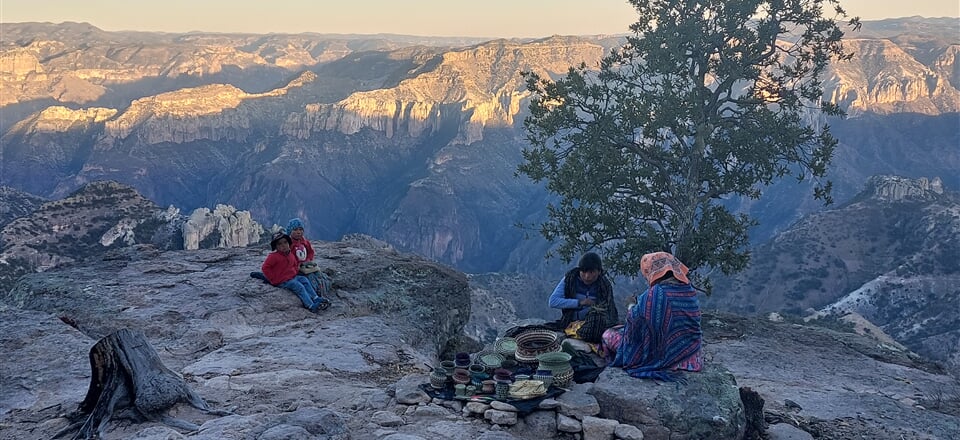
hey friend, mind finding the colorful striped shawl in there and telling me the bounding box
[610,280,702,381]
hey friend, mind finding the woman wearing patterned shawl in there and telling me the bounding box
[603,252,703,381]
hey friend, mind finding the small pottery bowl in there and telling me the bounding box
[481,379,496,393]
[452,368,471,384]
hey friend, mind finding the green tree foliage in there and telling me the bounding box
[519,0,858,281]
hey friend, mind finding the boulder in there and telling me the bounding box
[590,364,745,440]
[557,413,582,432]
[557,382,601,419]
[484,409,518,425]
[614,423,644,440]
[581,415,619,440]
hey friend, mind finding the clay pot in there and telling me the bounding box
[481,379,496,393]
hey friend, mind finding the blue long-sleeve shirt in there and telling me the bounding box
[548,276,599,321]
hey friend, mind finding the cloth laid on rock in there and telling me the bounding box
[569,349,605,384]
[418,383,564,416]
[608,279,702,381]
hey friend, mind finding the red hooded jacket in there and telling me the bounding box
[261,250,299,285]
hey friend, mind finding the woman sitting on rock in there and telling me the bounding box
[604,252,702,380]
[548,252,619,344]
[261,231,328,313]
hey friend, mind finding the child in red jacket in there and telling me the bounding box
[261,231,327,312]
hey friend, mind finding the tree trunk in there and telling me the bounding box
[740,386,767,440]
[58,329,220,440]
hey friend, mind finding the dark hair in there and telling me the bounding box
[577,252,603,272]
[651,270,674,286]
[270,232,291,251]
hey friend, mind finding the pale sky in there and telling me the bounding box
[0,0,957,38]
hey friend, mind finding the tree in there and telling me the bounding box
[519,0,857,283]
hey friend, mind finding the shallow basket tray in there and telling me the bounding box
[477,352,505,371]
[494,337,517,359]
[508,379,547,400]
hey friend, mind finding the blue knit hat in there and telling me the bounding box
[287,218,304,231]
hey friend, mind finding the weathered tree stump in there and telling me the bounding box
[55,329,226,440]
[740,386,767,439]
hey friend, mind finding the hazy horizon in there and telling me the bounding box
[1,0,957,38]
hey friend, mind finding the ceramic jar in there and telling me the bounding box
[492,368,512,382]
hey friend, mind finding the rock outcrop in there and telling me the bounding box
[865,174,945,201]
[826,39,960,115]
[182,204,266,250]
[0,181,266,296]
[591,364,746,439]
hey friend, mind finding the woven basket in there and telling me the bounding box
[514,329,563,364]
[536,351,572,374]
[477,353,505,372]
[494,337,518,359]
[552,368,575,388]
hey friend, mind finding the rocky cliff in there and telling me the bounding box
[0,181,266,295]
[826,38,960,115]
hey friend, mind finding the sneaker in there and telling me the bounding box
[308,299,321,313]
[317,299,331,310]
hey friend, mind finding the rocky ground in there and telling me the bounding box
[1,237,958,439]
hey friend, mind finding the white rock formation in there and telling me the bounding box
[182,204,264,250]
